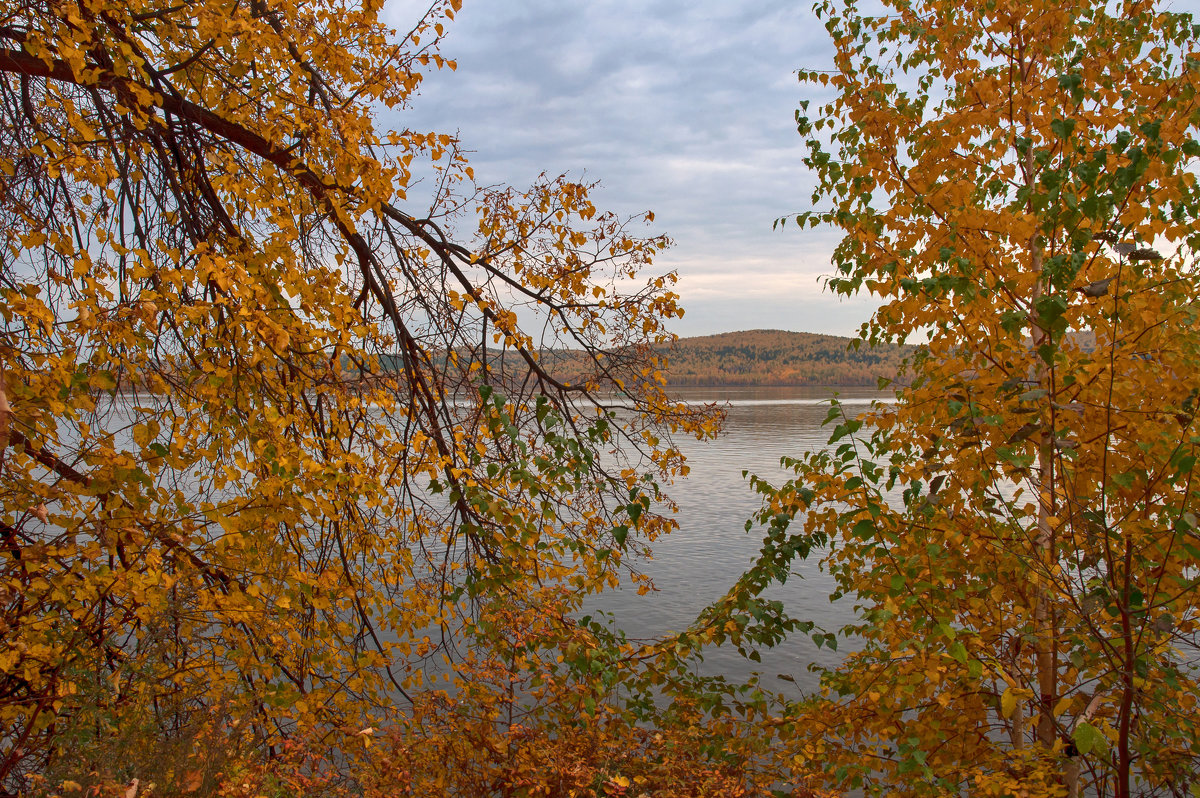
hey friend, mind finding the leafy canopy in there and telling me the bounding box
[0,0,737,791]
[716,1,1200,796]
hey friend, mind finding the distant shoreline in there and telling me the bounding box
[653,328,909,388]
[661,377,891,388]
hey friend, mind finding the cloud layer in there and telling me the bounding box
[384,0,878,337]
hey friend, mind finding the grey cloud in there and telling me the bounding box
[384,0,863,336]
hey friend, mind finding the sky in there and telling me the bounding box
[382,0,882,339]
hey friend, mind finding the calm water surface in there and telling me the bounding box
[590,385,894,695]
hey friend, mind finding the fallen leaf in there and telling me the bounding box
[183,770,203,793]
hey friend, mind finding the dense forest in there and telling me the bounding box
[422,329,910,391]
[652,329,908,386]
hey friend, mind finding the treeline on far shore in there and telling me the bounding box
[365,329,910,392]
[653,329,908,387]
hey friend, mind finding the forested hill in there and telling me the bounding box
[375,330,908,389]
[658,329,909,386]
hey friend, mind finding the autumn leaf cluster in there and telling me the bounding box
[0,0,801,794]
[712,1,1200,796]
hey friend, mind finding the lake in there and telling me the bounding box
[89,386,887,698]
[588,385,894,695]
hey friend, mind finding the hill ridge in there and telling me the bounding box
[658,329,906,387]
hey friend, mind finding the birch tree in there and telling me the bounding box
[716,2,1200,795]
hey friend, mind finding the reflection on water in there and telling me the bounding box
[588,385,894,694]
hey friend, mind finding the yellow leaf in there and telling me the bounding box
[1000,688,1017,719]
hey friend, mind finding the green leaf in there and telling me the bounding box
[851,519,875,539]
[1050,118,1076,140]
[1074,720,1107,756]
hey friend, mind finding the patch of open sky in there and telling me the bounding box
[381,0,883,337]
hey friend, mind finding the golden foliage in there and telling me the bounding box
[0,0,766,792]
[717,1,1200,796]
